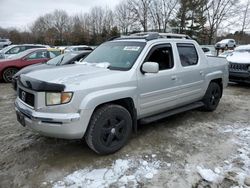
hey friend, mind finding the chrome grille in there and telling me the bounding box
[18,88,35,107]
[229,63,249,71]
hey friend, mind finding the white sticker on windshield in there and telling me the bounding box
[123,46,140,51]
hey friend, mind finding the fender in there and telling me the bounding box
[205,70,224,88]
[79,86,137,110]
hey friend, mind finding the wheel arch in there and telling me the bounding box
[91,97,138,133]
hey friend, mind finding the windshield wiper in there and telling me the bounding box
[56,56,64,66]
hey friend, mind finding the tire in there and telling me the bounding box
[202,82,222,111]
[85,104,132,155]
[3,68,18,83]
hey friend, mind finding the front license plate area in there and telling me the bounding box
[16,111,26,127]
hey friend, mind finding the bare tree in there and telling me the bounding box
[205,0,238,44]
[149,0,178,32]
[51,10,70,43]
[240,0,250,33]
[127,0,152,32]
[115,1,135,34]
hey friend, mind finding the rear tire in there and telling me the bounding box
[202,82,222,111]
[85,104,132,155]
[3,68,18,83]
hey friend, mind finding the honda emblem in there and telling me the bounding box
[21,91,26,101]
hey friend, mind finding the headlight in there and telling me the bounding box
[46,92,73,106]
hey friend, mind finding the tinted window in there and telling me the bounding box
[146,45,173,70]
[177,44,198,67]
[27,51,47,59]
[6,46,22,54]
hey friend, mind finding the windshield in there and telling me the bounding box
[220,39,230,43]
[82,41,146,70]
[46,53,77,65]
[0,45,14,53]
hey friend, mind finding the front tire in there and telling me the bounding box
[3,68,18,83]
[202,82,222,111]
[85,104,132,155]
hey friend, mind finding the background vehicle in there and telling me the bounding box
[215,39,236,50]
[0,39,12,49]
[0,48,60,82]
[0,44,50,59]
[201,45,216,56]
[227,45,250,84]
[218,50,234,58]
[15,32,228,154]
[64,45,93,53]
[12,51,91,90]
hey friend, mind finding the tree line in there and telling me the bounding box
[1,0,250,46]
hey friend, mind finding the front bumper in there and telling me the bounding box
[229,71,250,84]
[15,98,86,139]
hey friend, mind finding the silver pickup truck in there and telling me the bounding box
[15,33,228,154]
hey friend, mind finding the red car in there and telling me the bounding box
[0,48,59,82]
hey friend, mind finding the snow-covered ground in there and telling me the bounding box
[49,122,250,188]
[0,83,249,187]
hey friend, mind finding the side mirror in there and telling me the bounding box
[142,62,159,74]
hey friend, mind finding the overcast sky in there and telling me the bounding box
[0,0,121,29]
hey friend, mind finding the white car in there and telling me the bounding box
[64,45,93,53]
[0,39,12,49]
[215,39,236,49]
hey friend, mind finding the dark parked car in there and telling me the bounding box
[12,51,91,90]
[0,48,59,83]
[0,44,50,59]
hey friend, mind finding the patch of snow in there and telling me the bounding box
[152,154,157,158]
[52,158,161,188]
[197,166,223,183]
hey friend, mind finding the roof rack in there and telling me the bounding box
[115,32,191,41]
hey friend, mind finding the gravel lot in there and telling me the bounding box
[0,83,249,188]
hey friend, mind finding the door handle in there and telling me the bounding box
[171,76,177,80]
[200,71,204,76]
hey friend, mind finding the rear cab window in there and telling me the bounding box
[177,43,198,67]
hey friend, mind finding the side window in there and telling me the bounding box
[27,51,47,59]
[177,44,198,67]
[6,47,21,54]
[145,45,174,71]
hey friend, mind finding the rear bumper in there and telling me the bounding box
[229,71,250,83]
[15,98,87,139]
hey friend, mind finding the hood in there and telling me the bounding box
[24,64,127,89]
[227,52,250,64]
[14,63,47,77]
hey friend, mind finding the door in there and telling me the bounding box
[137,44,180,118]
[175,43,206,105]
[22,50,49,67]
